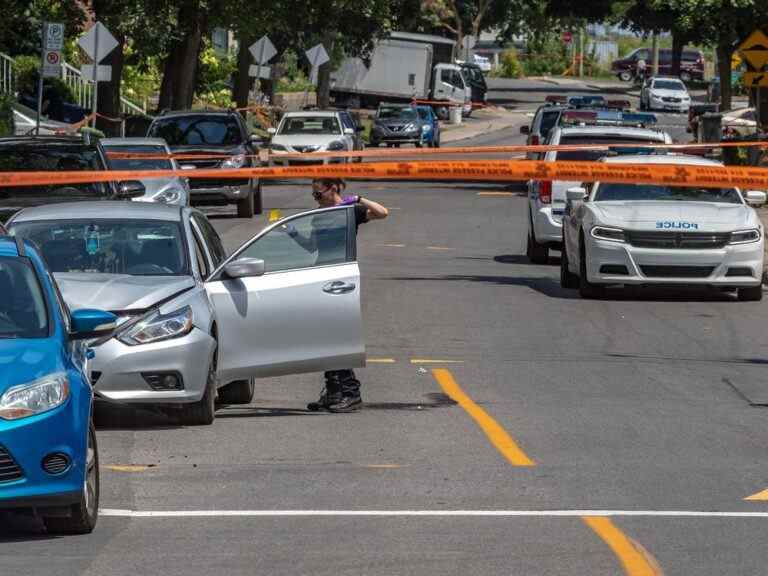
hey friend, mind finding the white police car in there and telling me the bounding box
[561,154,766,300]
[526,111,672,264]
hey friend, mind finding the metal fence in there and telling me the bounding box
[0,52,13,95]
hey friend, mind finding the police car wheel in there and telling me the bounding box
[578,238,605,299]
[560,241,579,289]
[737,285,763,302]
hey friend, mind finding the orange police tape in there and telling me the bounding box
[2,159,768,190]
[103,140,768,162]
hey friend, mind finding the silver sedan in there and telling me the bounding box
[8,201,366,425]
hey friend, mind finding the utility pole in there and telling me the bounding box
[578,27,584,77]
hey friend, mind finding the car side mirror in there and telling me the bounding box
[520,125,530,134]
[223,257,265,279]
[267,127,277,135]
[745,190,767,206]
[343,127,355,135]
[249,134,265,146]
[116,180,145,199]
[566,186,587,202]
[70,309,117,340]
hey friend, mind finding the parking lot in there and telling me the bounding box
[3,101,768,575]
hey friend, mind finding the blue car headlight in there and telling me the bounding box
[117,306,193,346]
[422,125,432,132]
[0,373,70,420]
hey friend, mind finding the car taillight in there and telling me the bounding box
[530,134,539,146]
[539,181,552,204]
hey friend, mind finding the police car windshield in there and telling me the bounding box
[555,137,662,161]
[0,257,48,339]
[594,184,742,204]
[10,219,189,276]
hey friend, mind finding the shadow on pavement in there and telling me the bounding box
[388,274,578,299]
[94,401,185,431]
[0,513,52,541]
[455,254,561,266]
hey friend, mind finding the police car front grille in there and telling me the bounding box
[626,231,731,249]
[0,445,24,483]
[640,265,715,278]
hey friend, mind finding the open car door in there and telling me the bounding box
[206,205,365,382]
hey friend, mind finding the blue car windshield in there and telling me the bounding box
[11,219,189,276]
[594,183,742,204]
[0,257,48,339]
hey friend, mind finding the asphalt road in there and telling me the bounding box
[3,94,768,575]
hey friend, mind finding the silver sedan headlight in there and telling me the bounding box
[155,188,185,204]
[591,226,626,242]
[117,306,193,346]
[0,373,70,420]
[326,140,346,151]
[729,229,761,245]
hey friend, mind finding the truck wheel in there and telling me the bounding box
[236,188,255,219]
[43,422,99,535]
[252,180,263,215]
[738,285,763,302]
[680,71,692,83]
[218,378,255,404]
[619,70,632,82]
[436,106,449,121]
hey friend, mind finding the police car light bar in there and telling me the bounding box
[545,95,567,104]
[620,112,658,126]
[567,95,607,108]
[560,110,599,124]
[605,99,631,110]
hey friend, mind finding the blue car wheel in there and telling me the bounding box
[42,422,99,534]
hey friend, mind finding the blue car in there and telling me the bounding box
[0,235,116,534]
[416,105,441,148]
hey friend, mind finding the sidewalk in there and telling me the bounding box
[441,106,526,143]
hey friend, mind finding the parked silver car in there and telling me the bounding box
[8,201,366,424]
[101,137,190,206]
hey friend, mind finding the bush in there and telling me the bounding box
[14,54,75,103]
[276,50,314,93]
[0,94,14,136]
[495,49,523,78]
[195,40,237,108]
[522,34,569,76]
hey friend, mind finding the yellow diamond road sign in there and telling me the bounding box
[738,29,768,71]
[743,71,768,87]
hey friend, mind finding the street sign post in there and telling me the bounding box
[248,35,276,100]
[37,22,65,134]
[78,22,118,127]
[305,43,329,86]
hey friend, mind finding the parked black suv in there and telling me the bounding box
[147,110,264,217]
[0,135,143,221]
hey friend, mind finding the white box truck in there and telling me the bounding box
[330,32,470,119]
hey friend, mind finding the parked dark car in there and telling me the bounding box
[147,110,264,217]
[0,135,144,221]
[370,103,433,147]
[611,48,705,83]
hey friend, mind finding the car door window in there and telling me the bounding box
[340,113,355,131]
[235,209,350,273]
[192,213,227,267]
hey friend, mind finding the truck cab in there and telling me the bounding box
[432,63,470,119]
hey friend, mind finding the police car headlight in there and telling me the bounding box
[729,229,761,245]
[591,226,626,243]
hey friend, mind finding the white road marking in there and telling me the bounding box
[99,509,768,518]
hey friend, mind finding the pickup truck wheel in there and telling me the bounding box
[619,70,632,82]
[436,106,449,121]
[236,188,255,218]
[218,378,255,404]
[738,285,763,302]
[43,422,99,535]
[252,180,263,215]
[578,237,606,299]
[679,71,692,83]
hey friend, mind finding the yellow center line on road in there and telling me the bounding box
[426,246,454,251]
[367,358,397,364]
[582,517,663,576]
[268,209,281,222]
[745,487,768,500]
[105,465,154,472]
[431,368,534,467]
[477,191,516,196]
[381,243,406,248]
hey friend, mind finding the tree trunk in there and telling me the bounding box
[233,34,254,110]
[316,35,334,109]
[716,43,732,112]
[670,33,684,78]
[158,51,177,112]
[171,24,203,109]
[94,32,125,136]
